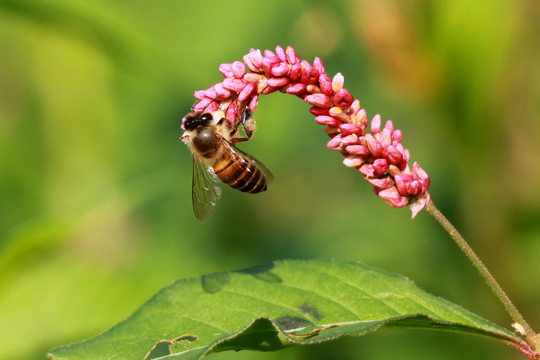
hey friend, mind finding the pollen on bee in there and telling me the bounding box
[243,117,257,136]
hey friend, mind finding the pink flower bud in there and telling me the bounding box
[248,94,259,110]
[286,83,307,95]
[345,145,369,156]
[219,63,234,77]
[232,61,246,79]
[340,123,363,136]
[383,145,404,165]
[371,114,381,134]
[315,115,341,127]
[289,63,302,81]
[275,46,287,62]
[267,77,290,88]
[194,90,206,100]
[261,86,279,95]
[313,57,325,74]
[332,73,344,92]
[238,82,257,102]
[326,134,342,149]
[373,158,389,176]
[343,156,364,167]
[319,74,333,96]
[309,106,329,116]
[368,176,394,189]
[286,46,300,64]
[225,102,238,122]
[365,133,382,157]
[378,187,409,208]
[332,88,354,110]
[341,134,359,145]
[359,164,375,177]
[304,94,332,108]
[271,62,290,77]
[223,78,247,93]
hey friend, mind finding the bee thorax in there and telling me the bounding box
[192,127,219,157]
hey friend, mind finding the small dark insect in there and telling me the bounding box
[182,107,272,222]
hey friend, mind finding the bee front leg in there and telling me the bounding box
[231,108,256,144]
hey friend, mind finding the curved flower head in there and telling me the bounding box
[182,46,430,217]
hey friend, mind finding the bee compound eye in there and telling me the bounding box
[199,113,213,123]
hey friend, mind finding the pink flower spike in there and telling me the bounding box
[378,187,409,208]
[371,114,382,134]
[305,93,332,108]
[332,73,345,92]
[186,46,431,216]
[232,61,246,79]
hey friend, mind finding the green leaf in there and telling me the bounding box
[48,260,518,359]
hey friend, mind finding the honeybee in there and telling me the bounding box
[182,107,272,222]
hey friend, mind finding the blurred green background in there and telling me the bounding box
[1,0,539,359]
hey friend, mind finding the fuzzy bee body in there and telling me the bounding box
[182,108,271,222]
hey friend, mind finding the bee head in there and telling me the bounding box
[184,112,213,131]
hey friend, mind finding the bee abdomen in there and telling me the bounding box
[213,154,267,193]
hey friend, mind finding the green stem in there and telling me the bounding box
[425,200,534,337]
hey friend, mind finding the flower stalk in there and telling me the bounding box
[426,201,536,341]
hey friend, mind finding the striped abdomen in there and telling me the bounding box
[212,151,267,193]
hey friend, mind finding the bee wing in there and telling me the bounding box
[222,139,274,183]
[192,156,222,222]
